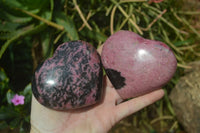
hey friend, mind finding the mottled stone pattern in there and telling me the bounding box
[101,30,177,99]
[32,40,103,110]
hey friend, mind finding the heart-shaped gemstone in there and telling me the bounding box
[32,40,103,110]
[101,30,177,99]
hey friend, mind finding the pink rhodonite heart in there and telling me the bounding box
[101,30,177,99]
[32,40,103,110]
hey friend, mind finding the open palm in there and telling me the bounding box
[31,76,164,133]
[30,46,164,133]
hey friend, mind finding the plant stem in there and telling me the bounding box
[16,8,64,31]
[73,0,92,31]
[177,63,192,69]
[181,17,200,38]
[110,5,117,34]
[164,89,175,116]
[162,28,183,54]
[54,31,66,44]
[178,11,200,15]
[169,121,178,132]
[0,24,46,59]
[111,0,143,35]
[143,3,187,35]
[141,9,167,31]
[173,11,200,38]
[150,116,174,124]
[78,11,92,31]
[120,0,147,2]
[118,15,129,31]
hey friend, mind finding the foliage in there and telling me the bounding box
[0,68,31,132]
[0,0,200,132]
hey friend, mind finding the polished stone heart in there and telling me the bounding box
[32,40,103,110]
[101,30,177,99]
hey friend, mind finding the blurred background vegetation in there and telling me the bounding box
[0,0,199,132]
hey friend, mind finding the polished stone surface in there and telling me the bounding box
[101,30,177,99]
[32,40,103,110]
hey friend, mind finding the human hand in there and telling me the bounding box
[30,45,164,133]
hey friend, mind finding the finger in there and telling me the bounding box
[114,89,165,121]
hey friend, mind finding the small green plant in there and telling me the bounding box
[0,68,31,132]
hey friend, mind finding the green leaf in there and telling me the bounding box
[0,8,32,23]
[0,121,8,129]
[0,23,46,59]
[54,12,79,40]
[0,22,20,32]
[0,0,48,13]
[9,118,21,129]
[24,116,30,123]
[6,90,14,104]
[80,29,107,42]
[19,0,49,11]
[19,123,26,133]
[41,33,53,58]
[0,32,14,40]
[173,39,194,47]
[1,0,23,9]
[0,0,54,58]
[0,67,9,82]
[23,83,32,96]
[0,26,23,40]
[0,106,19,120]
[0,25,32,59]
[0,68,10,104]
[40,10,52,24]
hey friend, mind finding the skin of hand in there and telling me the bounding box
[30,45,165,133]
